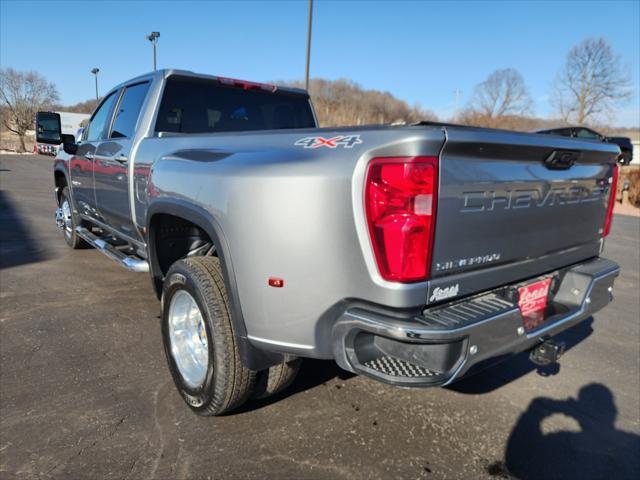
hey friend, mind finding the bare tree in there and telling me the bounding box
[553,37,631,124]
[468,68,532,119]
[0,68,59,152]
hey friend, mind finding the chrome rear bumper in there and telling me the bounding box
[331,257,619,386]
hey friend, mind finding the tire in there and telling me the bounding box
[59,187,88,249]
[252,358,302,400]
[161,256,256,416]
[619,151,632,166]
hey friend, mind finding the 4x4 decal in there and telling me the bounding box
[295,135,362,149]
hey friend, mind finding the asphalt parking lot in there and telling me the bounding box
[1,154,639,480]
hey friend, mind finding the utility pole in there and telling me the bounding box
[91,68,100,103]
[453,88,461,122]
[305,0,313,91]
[146,31,160,71]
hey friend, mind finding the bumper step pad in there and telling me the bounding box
[420,293,515,329]
[364,356,438,378]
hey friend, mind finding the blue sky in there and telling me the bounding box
[1,0,639,126]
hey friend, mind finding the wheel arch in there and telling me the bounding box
[146,198,282,370]
[53,166,69,206]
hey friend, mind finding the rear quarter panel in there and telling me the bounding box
[136,127,445,355]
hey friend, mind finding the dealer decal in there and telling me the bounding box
[295,135,362,149]
[429,284,460,303]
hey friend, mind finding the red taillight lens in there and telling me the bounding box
[365,156,438,282]
[603,163,619,237]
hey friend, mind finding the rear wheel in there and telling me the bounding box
[59,187,88,249]
[252,358,302,399]
[161,256,255,416]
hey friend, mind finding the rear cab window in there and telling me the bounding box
[155,76,315,134]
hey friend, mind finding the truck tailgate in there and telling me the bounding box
[428,127,618,301]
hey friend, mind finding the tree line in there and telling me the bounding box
[282,78,437,126]
[0,37,632,152]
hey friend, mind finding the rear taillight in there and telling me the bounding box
[603,163,619,237]
[365,156,438,282]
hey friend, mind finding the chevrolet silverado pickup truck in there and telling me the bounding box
[36,69,621,416]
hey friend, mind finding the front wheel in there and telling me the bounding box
[59,187,88,249]
[161,257,255,416]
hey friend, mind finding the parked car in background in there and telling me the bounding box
[537,126,633,165]
[36,143,58,155]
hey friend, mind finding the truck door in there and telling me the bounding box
[94,82,150,240]
[70,91,119,217]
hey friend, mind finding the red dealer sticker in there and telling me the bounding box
[518,277,552,331]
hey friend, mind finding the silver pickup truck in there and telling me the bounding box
[36,69,621,416]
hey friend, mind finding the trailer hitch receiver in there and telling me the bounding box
[530,339,566,366]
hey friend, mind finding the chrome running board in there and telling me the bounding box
[75,226,149,273]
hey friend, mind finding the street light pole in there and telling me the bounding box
[305,0,313,91]
[91,68,100,103]
[453,88,461,122]
[146,31,160,71]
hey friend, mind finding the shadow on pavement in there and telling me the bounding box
[0,190,49,269]
[241,317,596,413]
[490,383,640,479]
[237,359,355,413]
[449,317,594,395]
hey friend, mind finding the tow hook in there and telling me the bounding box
[530,339,566,367]
[55,208,65,229]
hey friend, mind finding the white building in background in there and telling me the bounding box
[58,112,90,137]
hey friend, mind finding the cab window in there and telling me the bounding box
[575,128,600,140]
[85,92,118,141]
[155,76,315,133]
[110,82,150,139]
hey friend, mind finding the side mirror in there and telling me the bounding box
[61,134,78,155]
[36,111,62,144]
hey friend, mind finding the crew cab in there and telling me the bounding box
[36,69,621,415]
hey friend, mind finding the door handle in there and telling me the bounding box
[115,154,128,164]
[84,152,94,160]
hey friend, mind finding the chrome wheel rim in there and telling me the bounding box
[168,290,209,388]
[61,199,72,236]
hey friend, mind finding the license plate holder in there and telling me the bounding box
[518,277,552,331]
